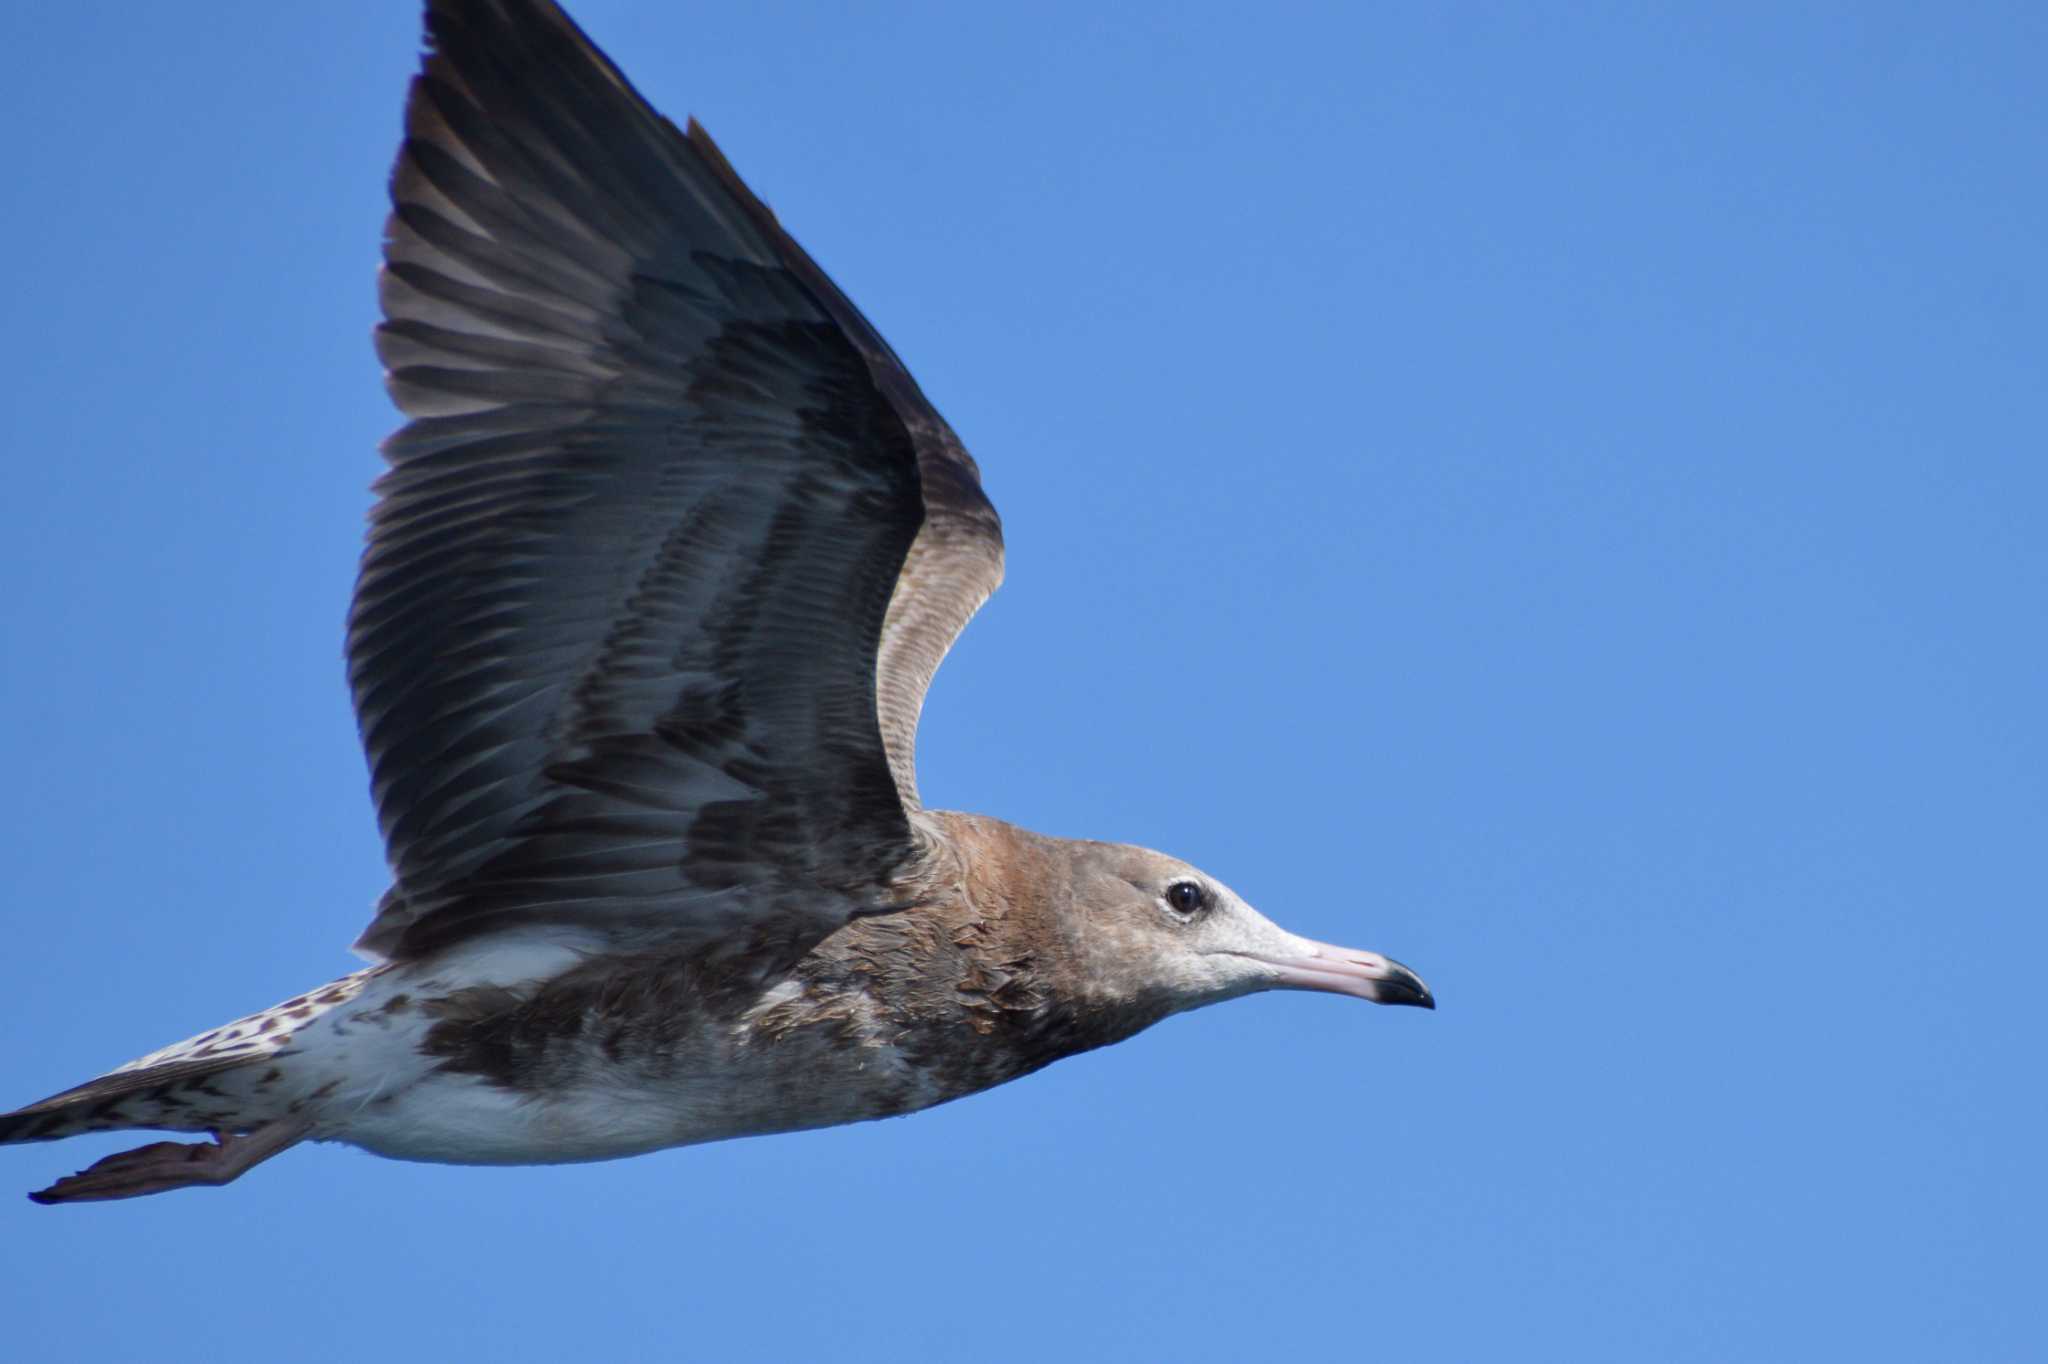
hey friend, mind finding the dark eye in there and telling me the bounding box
[1165,881,1207,916]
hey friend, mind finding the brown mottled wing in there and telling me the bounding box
[350,0,1002,961]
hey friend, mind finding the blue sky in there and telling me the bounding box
[1,2,2041,1359]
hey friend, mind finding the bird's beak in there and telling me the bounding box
[1248,941,1435,1009]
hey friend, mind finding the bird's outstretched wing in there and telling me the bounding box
[350,0,1003,963]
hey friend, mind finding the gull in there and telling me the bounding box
[2,0,1432,1205]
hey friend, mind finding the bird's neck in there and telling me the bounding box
[863,812,1178,1077]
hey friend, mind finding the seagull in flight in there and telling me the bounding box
[3,0,1432,1204]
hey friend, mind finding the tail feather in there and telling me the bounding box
[3,964,387,1147]
[0,1057,269,1145]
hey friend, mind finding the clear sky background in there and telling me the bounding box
[1,3,2041,1360]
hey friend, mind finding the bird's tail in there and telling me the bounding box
[2,965,386,1145]
[3,966,389,1201]
[0,1054,320,1203]
[0,1057,264,1144]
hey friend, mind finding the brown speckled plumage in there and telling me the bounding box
[2,0,1431,1205]
[405,813,1170,1117]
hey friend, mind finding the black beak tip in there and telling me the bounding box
[1383,968,1436,1010]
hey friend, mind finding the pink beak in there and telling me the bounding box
[1249,941,1435,1008]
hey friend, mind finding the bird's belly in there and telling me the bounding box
[330,1068,699,1165]
[325,1013,959,1166]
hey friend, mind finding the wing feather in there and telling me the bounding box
[350,0,1000,961]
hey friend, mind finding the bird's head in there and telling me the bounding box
[1055,840,1434,1022]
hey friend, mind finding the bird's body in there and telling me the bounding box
[9,811,1413,1196]
[4,0,1430,1204]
